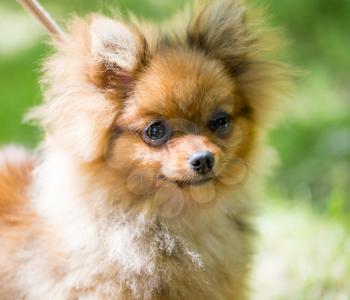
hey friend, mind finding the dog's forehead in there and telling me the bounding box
[130,49,235,120]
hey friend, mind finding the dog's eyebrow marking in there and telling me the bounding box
[238,105,253,120]
[111,126,124,140]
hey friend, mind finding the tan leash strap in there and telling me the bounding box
[17,0,64,39]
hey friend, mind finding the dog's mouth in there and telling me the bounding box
[159,174,215,187]
[175,177,214,187]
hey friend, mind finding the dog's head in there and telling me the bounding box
[31,0,291,216]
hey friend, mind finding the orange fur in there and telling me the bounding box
[0,147,36,299]
[0,1,292,299]
[0,146,35,226]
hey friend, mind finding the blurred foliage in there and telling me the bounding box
[0,0,349,219]
[256,0,350,72]
[0,44,43,145]
[257,0,350,218]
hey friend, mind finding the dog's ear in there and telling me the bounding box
[187,0,292,124]
[89,16,148,98]
[30,16,149,163]
[187,0,252,76]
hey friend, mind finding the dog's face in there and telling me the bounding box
[33,1,289,216]
[108,50,252,194]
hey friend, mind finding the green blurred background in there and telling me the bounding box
[0,0,349,299]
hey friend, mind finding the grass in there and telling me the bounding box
[253,198,350,300]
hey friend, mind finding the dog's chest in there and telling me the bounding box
[64,213,250,300]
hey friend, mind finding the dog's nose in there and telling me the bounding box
[190,151,215,175]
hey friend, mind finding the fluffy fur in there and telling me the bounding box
[0,0,291,299]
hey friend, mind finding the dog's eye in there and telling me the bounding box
[209,112,232,136]
[143,121,171,146]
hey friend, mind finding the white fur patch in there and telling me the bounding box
[90,17,139,71]
[32,149,98,252]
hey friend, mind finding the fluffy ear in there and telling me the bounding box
[187,0,253,76]
[89,16,148,98]
[30,16,149,163]
[188,0,292,124]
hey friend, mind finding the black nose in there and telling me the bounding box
[190,151,215,175]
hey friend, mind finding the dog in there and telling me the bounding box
[0,0,291,299]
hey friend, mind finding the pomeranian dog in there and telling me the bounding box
[0,0,291,299]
